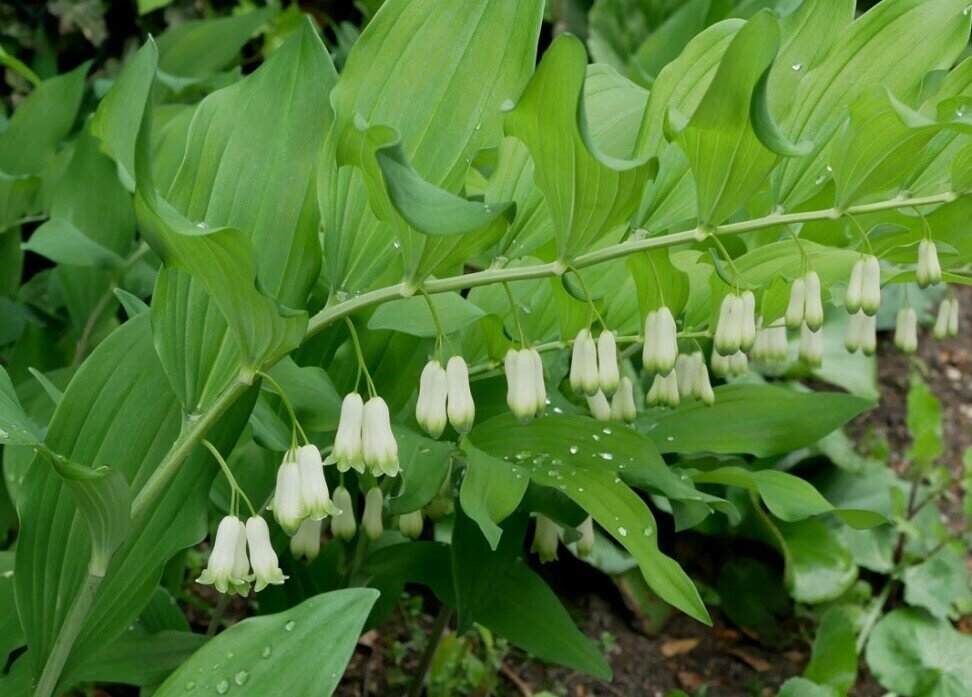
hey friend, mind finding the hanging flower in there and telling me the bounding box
[691,354,715,406]
[740,290,757,351]
[330,486,357,541]
[398,509,424,539]
[586,390,611,421]
[785,276,806,329]
[290,518,322,562]
[446,356,476,434]
[610,376,637,423]
[416,360,448,438]
[532,514,559,563]
[570,328,599,396]
[197,515,249,594]
[576,516,595,557]
[714,294,744,356]
[861,255,882,315]
[799,322,823,367]
[646,371,680,409]
[934,297,959,339]
[642,307,678,374]
[803,271,824,331]
[711,350,748,378]
[362,397,399,477]
[333,393,365,473]
[296,444,339,520]
[845,310,876,355]
[752,323,787,363]
[597,331,620,394]
[916,240,941,288]
[246,515,287,591]
[272,450,305,536]
[894,307,918,354]
[362,487,384,541]
[506,348,545,422]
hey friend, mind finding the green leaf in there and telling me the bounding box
[715,557,790,640]
[0,364,42,445]
[458,441,530,549]
[906,372,943,467]
[361,542,456,627]
[691,466,886,528]
[779,519,857,604]
[154,590,379,697]
[628,247,689,317]
[903,548,969,619]
[0,552,25,666]
[777,677,837,697]
[804,605,858,693]
[22,218,125,269]
[503,33,656,263]
[61,630,206,689]
[368,293,485,338]
[476,561,611,680]
[264,358,342,433]
[386,427,453,515]
[866,608,972,697]
[640,384,872,457]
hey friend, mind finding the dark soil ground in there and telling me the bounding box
[330,287,971,697]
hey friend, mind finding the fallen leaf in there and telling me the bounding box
[713,627,741,643]
[660,638,700,657]
[727,648,771,672]
[677,671,705,691]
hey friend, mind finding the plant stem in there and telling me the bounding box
[408,604,453,697]
[207,594,231,638]
[34,573,101,697]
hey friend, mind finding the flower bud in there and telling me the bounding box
[330,486,357,540]
[398,510,424,539]
[532,514,559,563]
[643,307,678,374]
[845,310,863,353]
[246,516,287,592]
[297,444,339,520]
[290,518,322,562]
[894,307,918,354]
[416,361,448,438]
[845,258,865,314]
[948,297,960,337]
[860,312,876,356]
[646,372,680,409]
[916,240,941,288]
[362,487,384,541]
[610,377,637,423]
[597,331,620,394]
[861,255,881,315]
[363,397,399,477]
[530,349,547,417]
[273,451,306,536]
[508,349,536,422]
[799,322,823,367]
[446,356,476,434]
[333,393,365,473]
[711,350,748,378]
[692,355,715,406]
[586,390,612,421]
[752,323,787,363]
[740,290,757,352]
[934,299,951,339]
[785,276,806,330]
[714,294,743,356]
[803,272,824,331]
[570,329,599,396]
[576,516,595,557]
[675,353,696,395]
[197,515,249,594]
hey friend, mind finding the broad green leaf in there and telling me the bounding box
[779,519,857,604]
[154,590,379,697]
[22,218,125,268]
[640,384,872,457]
[321,0,543,295]
[0,364,42,445]
[476,561,611,680]
[902,547,969,619]
[386,427,453,515]
[504,34,656,263]
[61,630,206,689]
[866,608,972,697]
[777,678,837,697]
[804,605,859,692]
[0,552,25,666]
[952,140,972,193]
[361,542,456,627]
[14,314,255,683]
[773,0,972,209]
[906,372,943,467]
[715,557,790,640]
[368,293,485,338]
[264,358,342,433]
[628,247,690,317]
[691,466,886,528]
[459,441,530,549]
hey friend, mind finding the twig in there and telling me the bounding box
[500,662,533,697]
[408,605,453,697]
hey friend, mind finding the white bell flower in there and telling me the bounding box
[296,444,339,520]
[570,329,599,396]
[272,450,305,536]
[642,307,678,374]
[290,517,322,562]
[446,356,476,434]
[333,393,365,473]
[398,509,424,539]
[861,254,882,315]
[803,271,824,331]
[675,353,696,396]
[610,377,637,423]
[576,516,595,558]
[845,258,864,314]
[229,518,252,596]
[799,322,823,367]
[691,355,715,406]
[416,360,448,438]
[362,487,384,541]
[586,390,612,421]
[362,397,399,477]
[246,515,287,591]
[948,296,960,337]
[845,310,863,353]
[197,515,249,594]
[530,349,547,417]
[330,486,357,540]
[934,297,959,339]
[785,276,806,329]
[507,348,535,422]
[646,371,680,409]
[714,294,743,356]
[894,307,918,354]
[740,290,757,351]
[752,324,787,363]
[532,514,559,563]
[916,240,941,288]
[597,331,620,394]
[711,350,748,378]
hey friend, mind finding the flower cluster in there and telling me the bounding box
[272,444,340,536]
[197,515,286,595]
[416,357,475,438]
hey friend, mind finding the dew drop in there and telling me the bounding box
[226,652,235,660]
[791,62,803,71]
[602,427,612,435]
[592,434,600,441]
[547,470,559,478]
[643,526,654,537]
[666,436,674,442]
[552,406,564,414]
[185,681,196,692]
[475,122,483,131]
[284,620,296,632]
[215,679,230,694]
[0,429,7,439]
[569,445,579,455]
[261,645,273,659]
[957,104,967,117]
[234,671,249,686]
[617,527,628,537]
[614,477,621,483]
[1,570,12,579]
[599,452,614,461]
